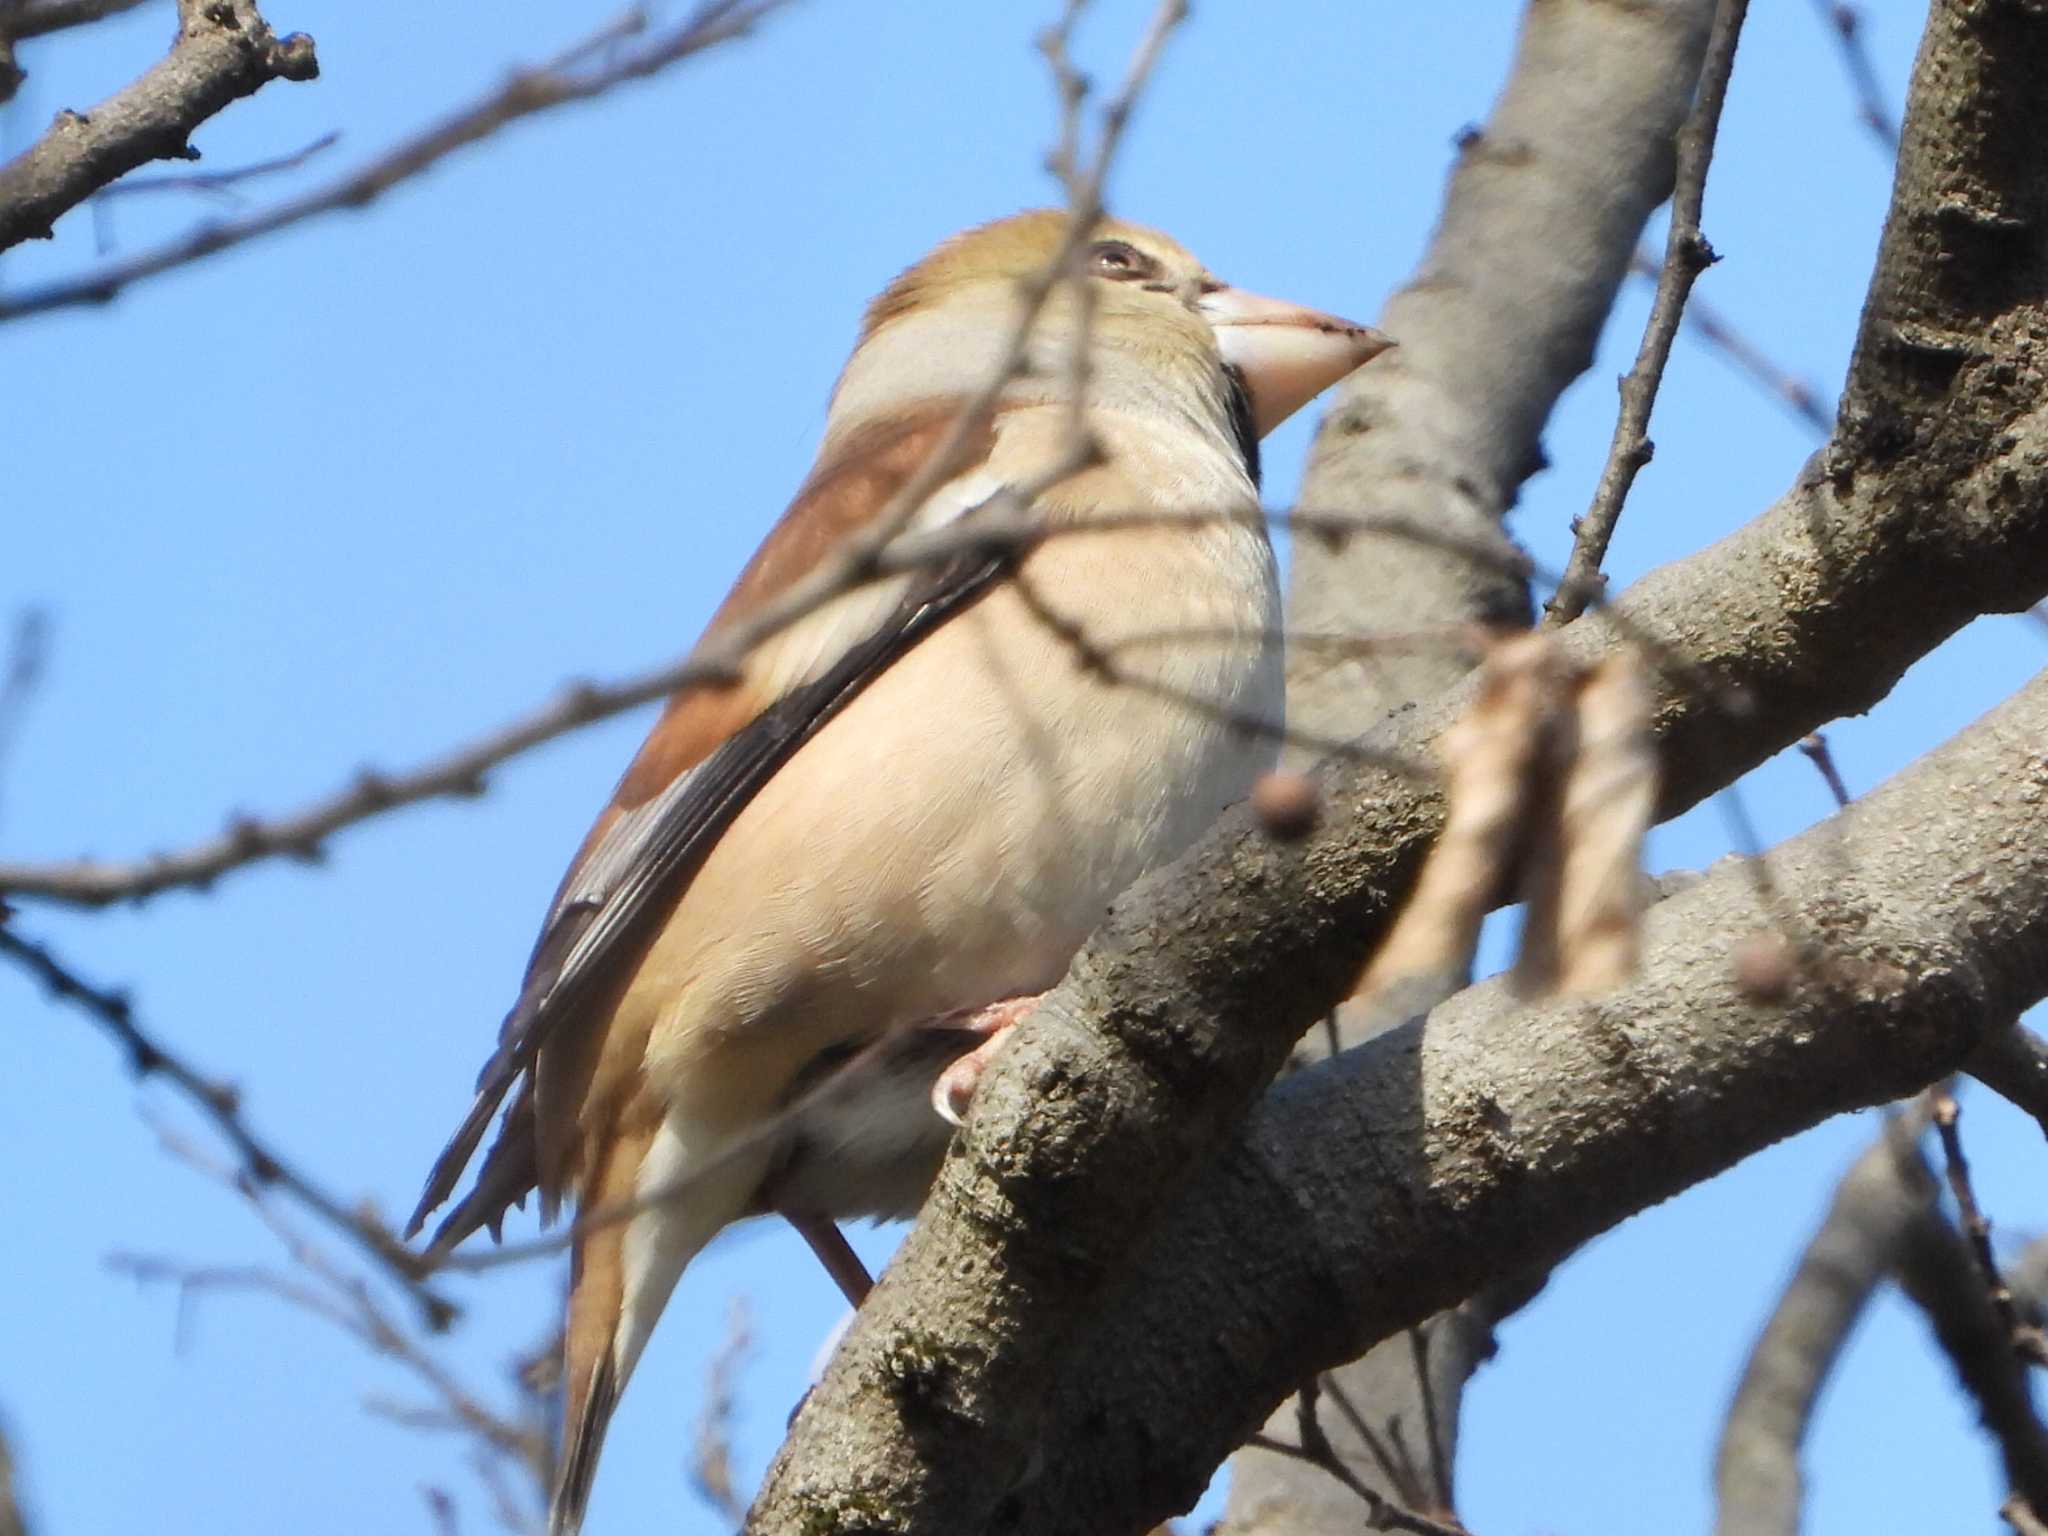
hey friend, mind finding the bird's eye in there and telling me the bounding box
[1090,240,1152,280]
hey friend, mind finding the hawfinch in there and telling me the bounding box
[407,210,1390,1532]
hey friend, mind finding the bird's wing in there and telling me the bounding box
[407,405,1010,1247]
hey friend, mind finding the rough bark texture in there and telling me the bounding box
[1001,670,2048,1535]
[1235,1,1717,1521]
[1283,0,1715,741]
[748,3,2048,1531]
[0,0,315,252]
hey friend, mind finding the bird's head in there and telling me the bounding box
[832,210,1391,448]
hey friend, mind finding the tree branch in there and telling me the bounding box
[1894,1165,2048,1522]
[1287,0,1718,742]
[4,0,157,40]
[995,665,2048,1536]
[0,923,454,1327]
[0,0,161,107]
[1248,0,1726,1515]
[0,0,316,252]
[1712,1104,1935,1536]
[0,1,792,318]
[1547,0,1749,624]
[1968,1022,2048,1141]
[753,4,2048,1525]
[1806,0,1901,149]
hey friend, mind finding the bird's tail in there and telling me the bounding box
[548,1118,764,1536]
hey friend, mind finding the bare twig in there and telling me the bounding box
[1804,0,1899,149]
[1546,0,1749,624]
[0,923,455,1325]
[1319,1372,1426,1508]
[0,3,784,317]
[0,0,159,101]
[0,495,1743,917]
[0,0,317,252]
[1244,1380,1470,1536]
[1932,1093,2048,1366]
[1713,1103,1937,1536]
[1797,732,1853,809]
[95,129,339,200]
[123,1120,552,1509]
[686,1299,753,1524]
[421,1486,460,1536]
[3,0,156,39]
[1407,1328,1453,1514]
[0,609,50,812]
[1631,247,1832,435]
[1895,1193,2048,1521]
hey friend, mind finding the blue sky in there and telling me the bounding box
[5,3,2044,1534]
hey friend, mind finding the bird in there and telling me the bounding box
[406,209,1391,1533]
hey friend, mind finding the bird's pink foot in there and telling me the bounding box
[930,994,1042,1127]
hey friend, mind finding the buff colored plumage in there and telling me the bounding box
[408,210,1391,1533]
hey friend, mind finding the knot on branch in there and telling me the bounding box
[270,31,319,81]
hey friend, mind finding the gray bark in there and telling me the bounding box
[748,2,2048,1531]
[0,0,316,251]
[1283,0,1715,742]
[1004,668,2048,1535]
[1236,1,1718,1522]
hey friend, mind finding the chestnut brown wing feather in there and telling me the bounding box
[406,548,1011,1246]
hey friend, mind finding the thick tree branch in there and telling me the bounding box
[753,4,2048,1528]
[1252,2,1717,1518]
[1285,0,1716,742]
[997,667,2048,1535]
[0,0,316,252]
[1968,1022,2048,1141]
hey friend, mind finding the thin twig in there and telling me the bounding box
[131,1120,553,1503]
[1797,732,1852,809]
[0,3,785,316]
[1319,1372,1422,1506]
[686,1299,753,1524]
[0,480,1757,913]
[1546,0,1749,624]
[1250,1382,1471,1536]
[0,609,49,808]
[3,0,157,40]
[1408,1327,1453,1513]
[1932,1093,2048,1366]
[1630,247,1831,435]
[1804,0,1899,149]
[0,923,455,1326]
[0,504,1512,911]
[95,129,339,199]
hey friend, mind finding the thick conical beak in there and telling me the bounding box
[1198,286,1394,437]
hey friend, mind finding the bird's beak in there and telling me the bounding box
[1198,286,1394,437]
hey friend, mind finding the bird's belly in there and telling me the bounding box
[632,517,1281,1211]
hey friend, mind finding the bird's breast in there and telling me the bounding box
[626,493,1280,1208]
